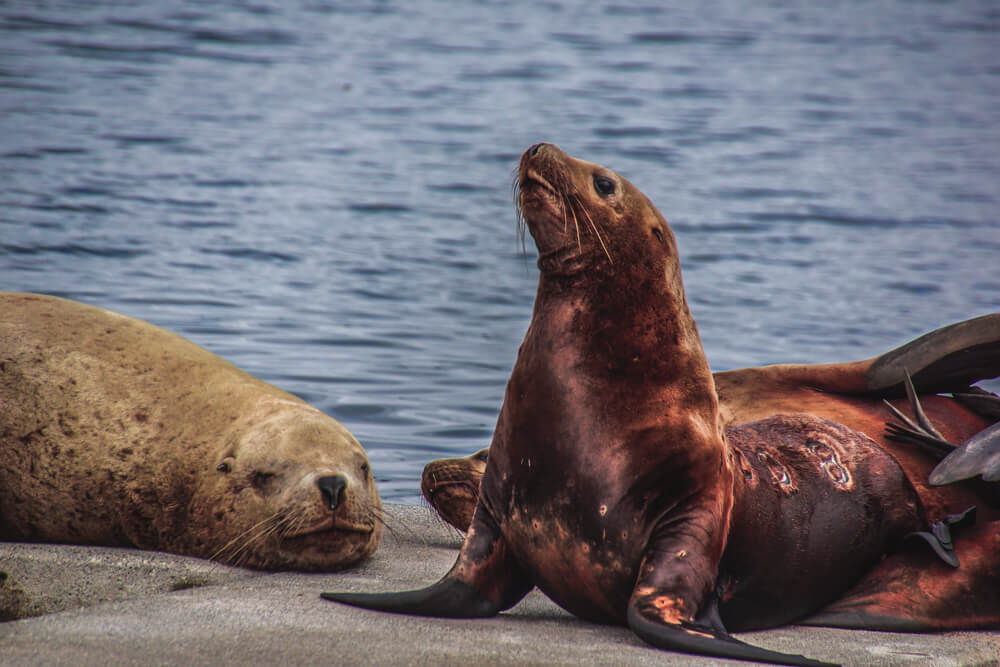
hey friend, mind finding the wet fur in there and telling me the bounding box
[330,145,998,666]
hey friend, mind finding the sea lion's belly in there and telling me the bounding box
[718,414,925,630]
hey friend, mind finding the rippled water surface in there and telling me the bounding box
[2,1,998,502]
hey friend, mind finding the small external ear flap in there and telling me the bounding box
[216,457,235,473]
[652,227,665,243]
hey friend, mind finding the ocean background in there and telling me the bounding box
[2,1,998,503]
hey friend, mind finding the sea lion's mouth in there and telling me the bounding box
[520,170,558,197]
[518,172,570,238]
[423,479,479,500]
[519,169,564,212]
[284,518,374,540]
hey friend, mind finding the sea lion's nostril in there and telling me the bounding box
[317,474,347,510]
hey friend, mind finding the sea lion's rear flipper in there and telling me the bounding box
[803,519,1000,632]
[954,387,1000,420]
[865,313,1000,394]
[714,315,1000,427]
[904,507,976,568]
[321,505,532,617]
[628,540,836,666]
[882,369,956,457]
[882,403,955,459]
[930,422,1000,485]
[884,369,1000,484]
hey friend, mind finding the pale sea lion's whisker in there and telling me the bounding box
[208,515,273,564]
[209,512,283,566]
[376,505,422,541]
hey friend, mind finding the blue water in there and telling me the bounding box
[2,1,998,503]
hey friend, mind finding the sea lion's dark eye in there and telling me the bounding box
[594,175,615,196]
[652,227,665,243]
[473,450,489,463]
[216,461,231,473]
[360,462,369,475]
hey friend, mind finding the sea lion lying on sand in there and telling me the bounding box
[0,292,382,571]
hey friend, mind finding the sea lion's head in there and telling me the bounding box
[185,401,382,571]
[515,142,699,386]
[420,448,487,532]
[517,142,679,285]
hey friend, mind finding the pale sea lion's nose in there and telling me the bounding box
[317,474,347,510]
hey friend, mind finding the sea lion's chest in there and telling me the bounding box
[489,467,649,623]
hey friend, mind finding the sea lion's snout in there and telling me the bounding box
[316,474,347,510]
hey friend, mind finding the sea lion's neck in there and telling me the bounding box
[533,267,711,388]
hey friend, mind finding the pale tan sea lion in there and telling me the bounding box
[0,292,381,571]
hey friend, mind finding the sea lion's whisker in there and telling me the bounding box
[559,191,571,235]
[572,192,613,264]
[208,516,270,564]
[512,169,527,254]
[209,512,283,566]
[276,513,301,538]
[375,505,422,541]
[567,196,582,251]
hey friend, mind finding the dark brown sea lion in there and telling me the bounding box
[324,144,986,665]
[0,292,382,571]
[423,320,1000,533]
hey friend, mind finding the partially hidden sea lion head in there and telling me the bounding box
[420,448,487,531]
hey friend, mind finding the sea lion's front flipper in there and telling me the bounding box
[321,506,532,617]
[321,577,500,617]
[627,592,835,666]
[627,544,836,666]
